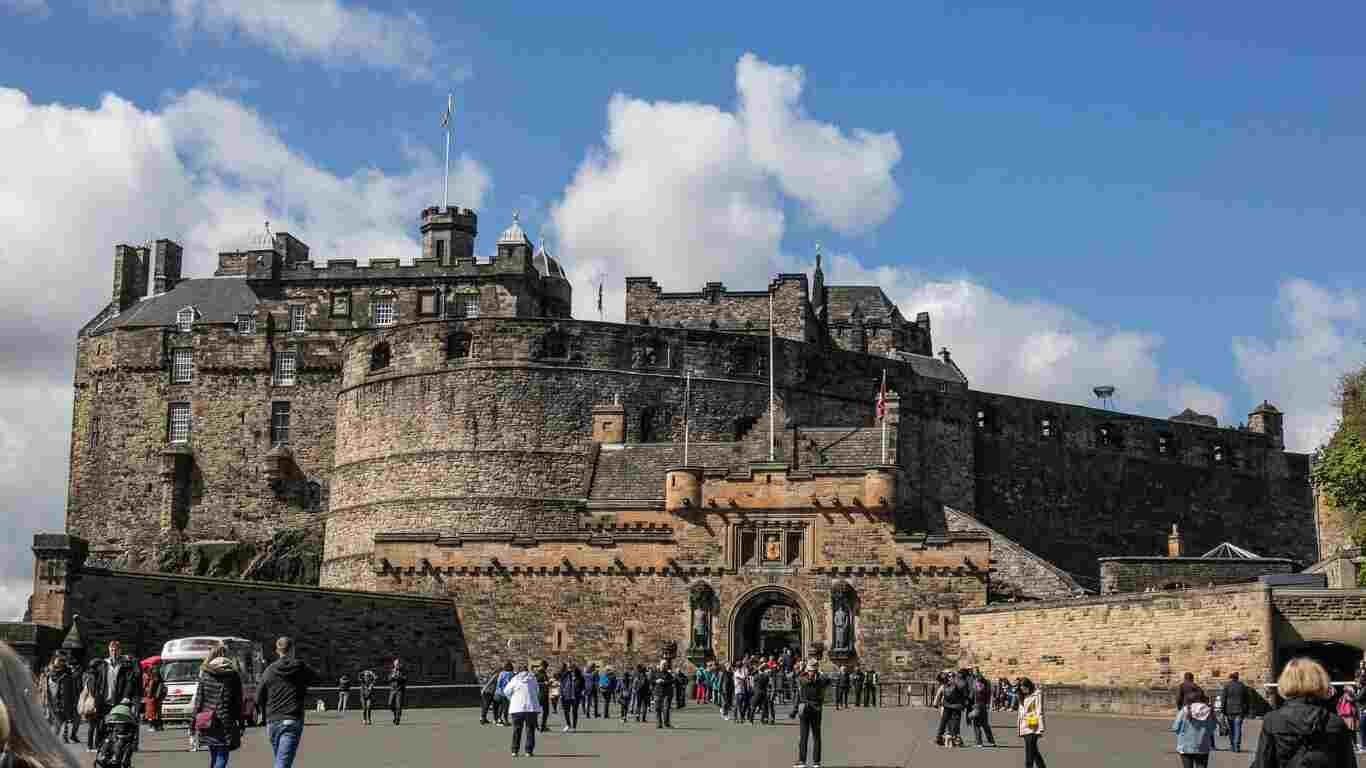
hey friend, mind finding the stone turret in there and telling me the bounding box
[1247,401,1284,450]
[421,206,478,266]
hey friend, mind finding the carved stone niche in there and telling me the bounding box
[829,581,858,661]
[687,582,717,664]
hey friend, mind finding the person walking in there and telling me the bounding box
[1354,670,1366,755]
[755,667,773,725]
[559,663,581,732]
[1219,671,1249,753]
[1171,696,1216,768]
[494,662,514,726]
[191,643,243,768]
[674,668,687,711]
[632,665,649,724]
[734,663,752,724]
[479,669,499,725]
[650,661,674,729]
[791,658,831,768]
[0,641,82,768]
[386,659,407,725]
[970,671,997,748]
[721,662,736,721]
[618,668,632,723]
[1250,657,1355,768]
[256,636,316,768]
[503,663,541,758]
[139,658,163,733]
[1176,672,1204,710]
[534,661,552,733]
[357,670,377,726]
[850,666,865,708]
[44,655,76,746]
[1017,678,1047,768]
[583,664,599,720]
[336,674,351,715]
[79,658,104,753]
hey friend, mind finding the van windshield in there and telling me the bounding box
[162,660,203,683]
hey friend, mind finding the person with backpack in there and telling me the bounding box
[189,644,242,768]
[1171,695,1216,768]
[1017,678,1047,768]
[494,662,514,727]
[1336,685,1358,753]
[1220,671,1250,752]
[1250,657,1355,768]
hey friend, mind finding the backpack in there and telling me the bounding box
[1337,695,1355,719]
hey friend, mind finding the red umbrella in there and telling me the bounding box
[139,656,161,669]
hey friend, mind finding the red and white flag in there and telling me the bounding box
[875,369,887,420]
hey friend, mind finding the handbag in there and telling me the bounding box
[77,688,97,718]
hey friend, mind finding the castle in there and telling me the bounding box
[47,204,1319,681]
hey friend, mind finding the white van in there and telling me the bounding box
[159,637,266,725]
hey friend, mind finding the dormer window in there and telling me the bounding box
[176,307,195,333]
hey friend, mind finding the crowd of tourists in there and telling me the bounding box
[8,635,1366,768]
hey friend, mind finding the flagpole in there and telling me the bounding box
[443,93,452,209]
[879,369,888,464]
[768,283,775,463]
[684,370,692,466]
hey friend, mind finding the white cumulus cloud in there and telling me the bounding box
[0,85,489,620]
[1234,279,1365,452]
[102,0,440,80]
[553,53,901,321]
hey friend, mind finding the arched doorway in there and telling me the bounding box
[728,586,813,661]
[1281,642,1364,682]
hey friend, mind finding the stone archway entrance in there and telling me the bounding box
[729,586,812,661]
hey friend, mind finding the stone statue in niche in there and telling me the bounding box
[831,581,856,652]
[688,582,715,656]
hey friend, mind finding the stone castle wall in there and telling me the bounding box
[959,584,1274,711]
[623,275,817,342]
[969,391,1315,580]
[1100,557,1297,594]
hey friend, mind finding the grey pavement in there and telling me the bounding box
[72,703,1336,768]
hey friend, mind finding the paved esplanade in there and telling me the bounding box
[82,706,1275,767]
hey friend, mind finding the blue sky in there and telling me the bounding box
[1,0,1364,613]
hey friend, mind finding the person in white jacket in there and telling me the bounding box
[503,664,542,758]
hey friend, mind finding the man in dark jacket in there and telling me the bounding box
[256,636,316,768]
[649,661,674,729]
[47,654,78,744]
[584,664,599,718]
[1220,672,1249,752]
[791,659,832,768]
[99,642,142,753]
[1176,671,1205,709]
[534,661,552,732]
[387,658,407,725]
[851,667,865,707]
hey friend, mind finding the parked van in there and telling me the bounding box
[159,637,266,725]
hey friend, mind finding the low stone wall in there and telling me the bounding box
[959,584,1273,714]
[1100,556,1297,594]
[53,567,473,684]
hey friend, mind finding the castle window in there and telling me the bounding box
[1097,423,1120,448]
[171,348,193,383]
[786,531,803,566]
[168,402,191,445]
[270,402,291,446]
[373,298,396,327]
[306,481,322,511]
[1040,417,1054,438]
[976,409,987,429]
[273,350,297,386]
[289,305,306,333]
[1157,433,1174,456]
[740,530,758,566]
[236,314,256,334]
[176,307,195,333]
[625,627,635,651]
[89,416,100,449]
[447,333,471,359]
[418,290,440,317]
[330,293,351,318]
[455,294,480,319]
[369,343,391,372]
[434,239,445,263]
[1212,444,1225,464]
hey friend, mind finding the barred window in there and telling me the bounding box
[289,305,306,333]
[273,350,297,386]
[270,402,291,446]
[458,295,479,318]
[236,314,256,334]
[176,307,195,333]
[374,298,396,327]
[171,348,193,383]
[168,402,191,445]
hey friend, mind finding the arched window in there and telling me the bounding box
[369,343,391,372]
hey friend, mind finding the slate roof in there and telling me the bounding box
[825,286,901,325]
[890,351,968,384]
[97,278,261,332]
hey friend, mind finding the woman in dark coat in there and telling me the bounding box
[190,645,243,768]
[1251,657,1355,768]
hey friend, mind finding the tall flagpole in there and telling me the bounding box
[443,93,453,209]
[684,370,692,466]
[768,283,775,462]
[880,370,888,464]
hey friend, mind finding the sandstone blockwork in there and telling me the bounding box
[52,207,1318,685]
